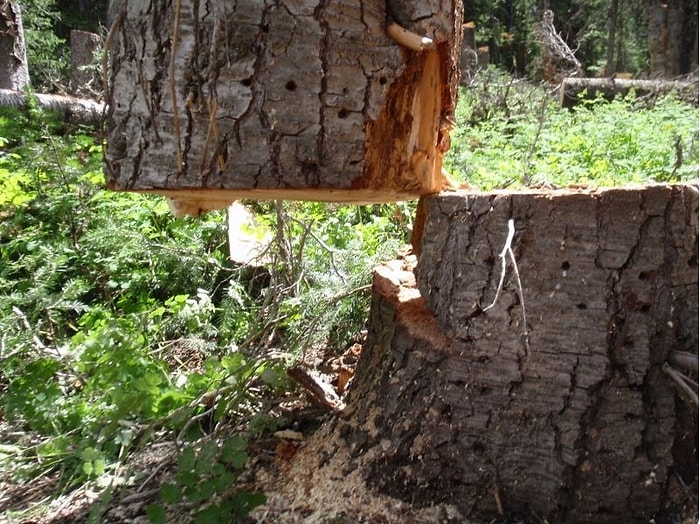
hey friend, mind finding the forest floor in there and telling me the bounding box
[0,414,468,524]
[2,345,697,524]
[0,343,469,524]
[1,251,698,524]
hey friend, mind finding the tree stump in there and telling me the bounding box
[459,22,477,85]
[339,184,698,522]
[70,29,101,96]
[104,0,464,213]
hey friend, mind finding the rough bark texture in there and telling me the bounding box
[459,22,478,85]
[339,185,698,522]
[559,77,697,108]
[647,0,684,78]
[70,30,102,96]
[0,1,30,90]
[604,0,618,77]
[104,0,463,213]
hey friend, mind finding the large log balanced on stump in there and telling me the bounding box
[340,184,698,522]
[104,0,463,214]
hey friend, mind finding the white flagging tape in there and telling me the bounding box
[483,219,530,354]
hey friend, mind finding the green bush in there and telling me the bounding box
[0,102,406,518]
[446,68,699,189]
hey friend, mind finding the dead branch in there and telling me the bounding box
[536,9,582,80]
[662,363,699,406]
[668,350,699,374]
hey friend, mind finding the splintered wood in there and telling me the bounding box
[104,1,464,214]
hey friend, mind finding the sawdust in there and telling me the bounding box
[249,420,466,523]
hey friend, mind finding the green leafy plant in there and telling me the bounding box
[0,99,405,521]
[147,436,265,524]
[446,68,699,189]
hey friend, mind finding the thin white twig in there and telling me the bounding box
[668,350,699,374]
[483,219,530,353]
[508,246,529,353]
[483,219,514,312]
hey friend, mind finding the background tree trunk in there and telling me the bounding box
[459,21,478,84]
[0,1,30,90]
[104,0,463,214]
[647,0,684,77]
[69,29,101,97]
[604,0,619,77]
[335,185,698,522]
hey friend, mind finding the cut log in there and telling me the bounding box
[0,88,104,125]
[559,77,697,108]
[103,1,464,214]
[333,184,698,522]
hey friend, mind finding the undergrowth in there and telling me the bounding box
[445,67,699,189]
[0,101,409,522]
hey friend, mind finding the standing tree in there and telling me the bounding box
[647,0,684,77]
[604,0,619,76]
[0,1,30,90]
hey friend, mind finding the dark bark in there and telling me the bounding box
[104,0,463,214]
[604,0,618,77]
[337,185,698,522]
[0,1,30,90]
[647,0,684,77]
[559,77,697,107]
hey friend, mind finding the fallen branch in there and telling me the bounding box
[662,363,699,407]
[668,350,699,374]
[287,366,346,411]
[559,77,696,108]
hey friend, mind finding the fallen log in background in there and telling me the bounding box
[559,77,698,107]
[339,184,698,522]
[0,88,104,126]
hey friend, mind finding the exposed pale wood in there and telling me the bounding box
[143,187,439,217]
[104,0,463,213]
[336,184,698,522]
